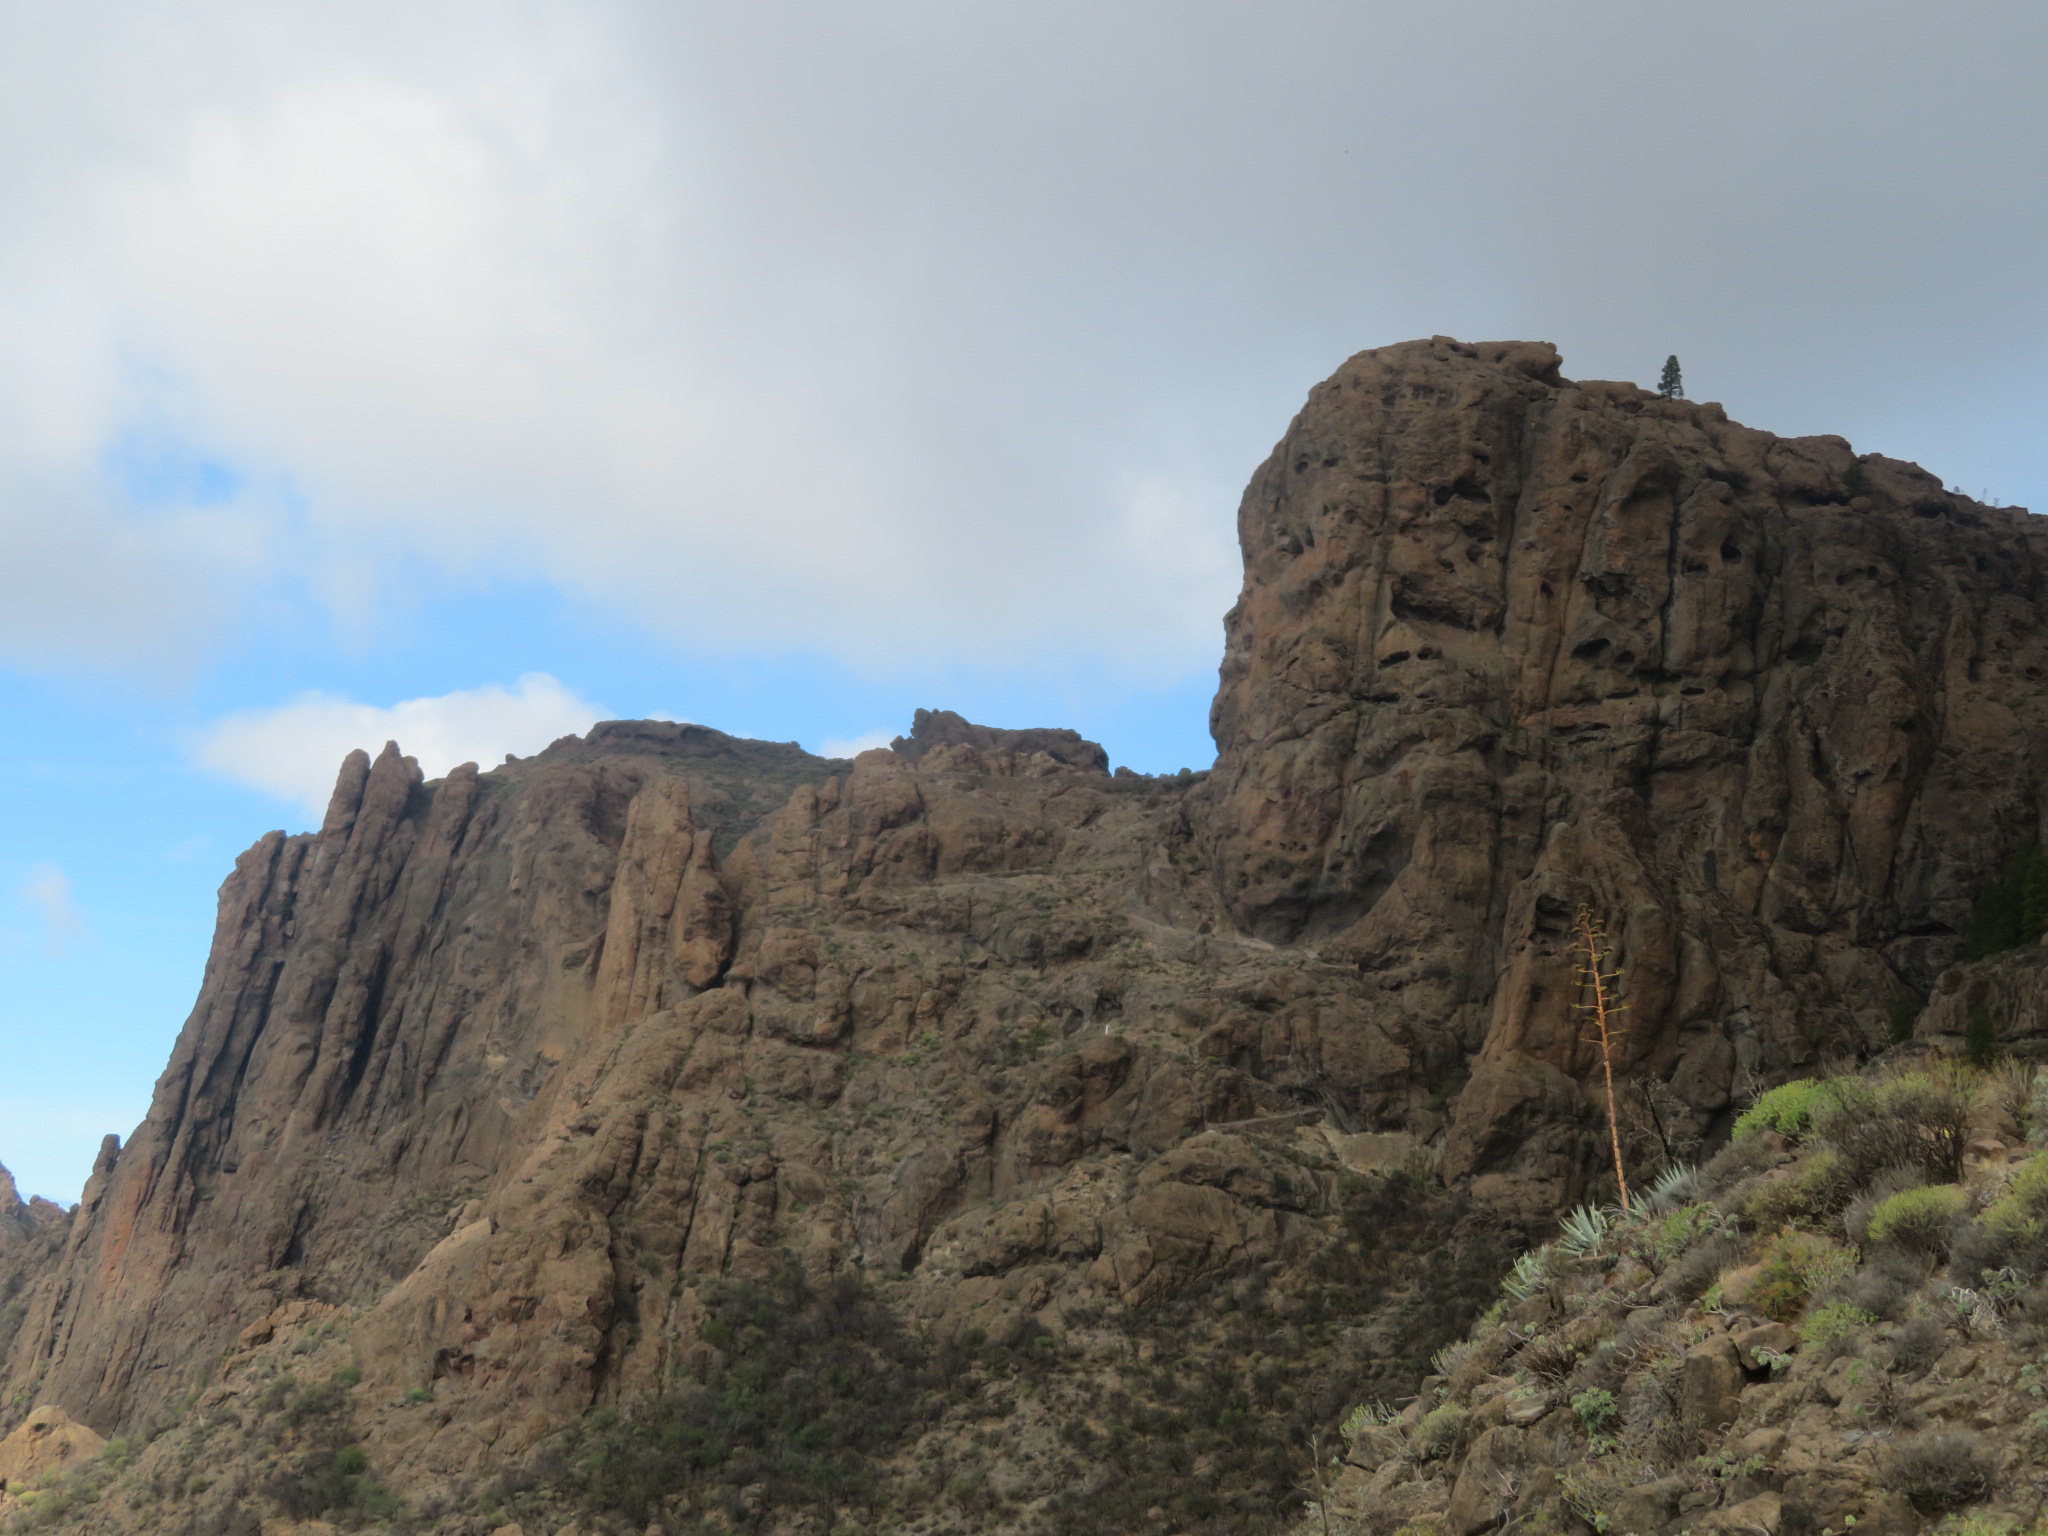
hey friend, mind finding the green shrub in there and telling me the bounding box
[1800,1301,1877,1350]
[1570,1388,1619,1436]
[1734,1080,1831,1142]
[1866,1185,1968,1255]
[1953,1153,2048,1281]
[1743,1148,1856,1230]
[1634,1204,1718,1269]
[1748,1231,1855,1322]
[1415,1403,1466,1459]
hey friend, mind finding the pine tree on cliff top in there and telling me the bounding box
[1658,355,1684,399]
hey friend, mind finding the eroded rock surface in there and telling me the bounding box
[1200,336,2048,1203]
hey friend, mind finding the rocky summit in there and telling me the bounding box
[5,337,2048,1536]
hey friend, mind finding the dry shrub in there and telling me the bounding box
[1516,1333,1581,1387]
[1698,1135,1778,1198]
[1830,1250,1925,1323]
[1887,1317,1948,1377]
[1979,1058,2038,1131]
[1663,1232,1745,1305]
[1883,1429,1994,1511]
[1814,1071,1971,1186]
[1571,1307,1672,1394]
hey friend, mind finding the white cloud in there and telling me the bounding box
[193,673,606,822]
[22,863,86,957]
[818,728,896,760]
[0,2,2044,682]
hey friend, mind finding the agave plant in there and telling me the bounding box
[1341,1401,1399,1438]
[1502,1245,1559,1303]
[1430,1339,1475,1379]
[1641,1162,1701,1213]
[1558,1203,1611,1257]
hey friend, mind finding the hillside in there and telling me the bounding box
[1315,1043,2048,1536]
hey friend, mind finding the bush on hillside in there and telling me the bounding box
[1664,1232,1746,1305]
[1884,1429,1994,1511]
[1747,1231,1855,1323]
[1733,1080,1831,1142]
[1888,1317,1948,1376]
[1813,1071,1970,1186]
[1844,1165,1937,1246]
[1799,1300,1876,1352]
[1950,1153,2048,1284]
[1866,1185,1969,1258]
[1741,1148,1856,1231]
[1832,1250,1926,1322]
[1415,1402,1467,1459]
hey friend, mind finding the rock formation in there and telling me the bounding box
[2,338,2043,1534]
[1199,336,2048,1202]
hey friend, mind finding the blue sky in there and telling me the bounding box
[3,0,2046,1202]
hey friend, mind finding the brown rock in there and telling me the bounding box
[1446,1425,1528,1536]
[1733,1321,1799,1371]
[1683,1336,1746,1439]
[1608,1474,1689,1536]
[1196,336,2048,1197]
[1704,1492,1783,1535]
[0,1403,104,1493]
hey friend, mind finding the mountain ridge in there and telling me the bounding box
[4,335,2046,1534]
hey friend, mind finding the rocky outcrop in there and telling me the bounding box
[1199,336,2048,1203]
[0,1165,65,1389]
[4,339,2046,1534]
[0,1405,103,1503]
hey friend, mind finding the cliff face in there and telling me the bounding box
[3,339,2044,1534]
[1200,337,2048,1201]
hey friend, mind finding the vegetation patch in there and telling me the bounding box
[1747,1230,1855,1322]
[1865,1184,1968,1256]
[549,1268,960,1531]
[1732,1080,1830,1142]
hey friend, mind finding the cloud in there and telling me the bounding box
[0,2,2044,684]
[818,728,896,760]
[194,673,607,822]
[22,863,86,957]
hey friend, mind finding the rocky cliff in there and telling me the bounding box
[1199,337,2048,1202]
[4,338,2045,1535]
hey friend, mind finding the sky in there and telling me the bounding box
[2,0,2045,1203]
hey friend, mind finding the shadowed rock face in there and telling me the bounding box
[3,340,2044,1529]
[1198,336,2048,1197]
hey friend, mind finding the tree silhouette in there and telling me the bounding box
[1657,355,1683,399]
